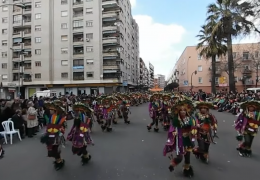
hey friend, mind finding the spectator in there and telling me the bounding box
[11,110,25,139]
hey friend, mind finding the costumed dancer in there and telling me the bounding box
[161,94,171,131]
[192,101,218,163]
[163,97,197,177]
[40,102,67,170]
[147,94,162,132]
[235,101,260,157]
[121,100,131,124]
[101,97,113,132]
[67,103,93,165]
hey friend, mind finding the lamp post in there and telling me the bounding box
[190,70,197,92]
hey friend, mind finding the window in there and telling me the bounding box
[35,37,41,43]
[73,20,83,29]
[86,46,93,52]
[35,49,41,55]
[35,13,41,19]
[2,52,7,58]
[255,51,259,58]
[61,35,68,41]
[61,48,68,54]
[2,29,7,34]
[198,65,202,72]
[198,77,203,83]
[35,25,41,31]
[61,23,67,29]
[61,72,68,78]
[86,33,93,39]
[86,8,93,14]
[35,61,41,67]
[2,74,7,80]
[243,52,249,60]
[73,59,84,66]
[2,6,8,11]
[2,40,7,46]
[86,59,94,64]
[86,21,93,27]
[61,11,68,17]
[61,0,68,4]
[35,73,41,79]
[197,54,202,60]
[2,17,7,23]
[1,63,7,69]
[35,2,41,8]
[86,72,94,78]
[61,60,68,66]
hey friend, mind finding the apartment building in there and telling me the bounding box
[148,62,154,88]
[0,0,139,98]
[168,43,260,92]
[139,57,148,88]
[154,74,166,89]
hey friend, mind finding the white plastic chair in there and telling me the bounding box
[1,121,22,144]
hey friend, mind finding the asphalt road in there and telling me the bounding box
[0,103,259,180]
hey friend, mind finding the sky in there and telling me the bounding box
[130,0,260,78]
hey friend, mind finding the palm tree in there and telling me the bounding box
[206,0,259,92]
[196,20,227,94]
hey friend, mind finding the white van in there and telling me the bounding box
[246,88,260,93]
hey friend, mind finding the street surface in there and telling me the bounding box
[0,103,260,180]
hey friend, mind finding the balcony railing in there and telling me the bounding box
[73,51,84,55]
[24,78,32,82]
[73,1,83,5]
[73,12,83,17]
[73,38,84,42]
[73,76,84,80]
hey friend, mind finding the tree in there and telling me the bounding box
[164,82,179,91]
[206,0,259,92]
[196,20,227,94]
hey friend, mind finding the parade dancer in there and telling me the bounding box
[101,97,114,132]
[40,102,67,170]
[161,94,171,130]
[121,101,130,124]
[147,94,162,132]
[235,101,260,157]
[67,103,93,165]
[192,101,218,163]
[163,97,197,177]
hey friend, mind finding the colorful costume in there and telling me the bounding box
[163,98,197,177]
[147,93,162,132]
[192,101,218,163]
[40,102,66,170]
[235,101,260,157]
[161,94,171,130]
[121,100,131,124]
[101,97,114,132]
[67,103,93,165]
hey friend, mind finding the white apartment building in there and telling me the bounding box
[154,74,165,89]
[148,62,154,88]
[0,0,139,98]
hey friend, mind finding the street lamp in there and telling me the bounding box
[190,70,197,92]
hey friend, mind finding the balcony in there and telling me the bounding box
[24,53,32,60]
[23,6,32,14]
[24,61,32,70]
[12,43,22,50]
[73,0,83,7]
[13,31,23,38]
[243,69,252,74]
[73,46,84,58]
[23,29,31,37]
[102,12,120,22]
[103,61,120,70]
[103,37,119,46]
[23,19,31,26]
[13,8,22,15]
[102,26,119,32]
[73,72,84,81]
[73,33,84,45]
[102,0,119,8]
[24,41,31,48]
[103,52,120,60]
[13,20,23,27]
[23,74,32,82]
[12,73,19,81]
[73,8,83,19]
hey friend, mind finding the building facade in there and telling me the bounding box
[0,0,139,98]
[139,57,148,88]
[168,43,260,93]
[148,62,154,88]
[154,74,166,89]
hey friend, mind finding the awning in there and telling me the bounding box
[103,70,117,73]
